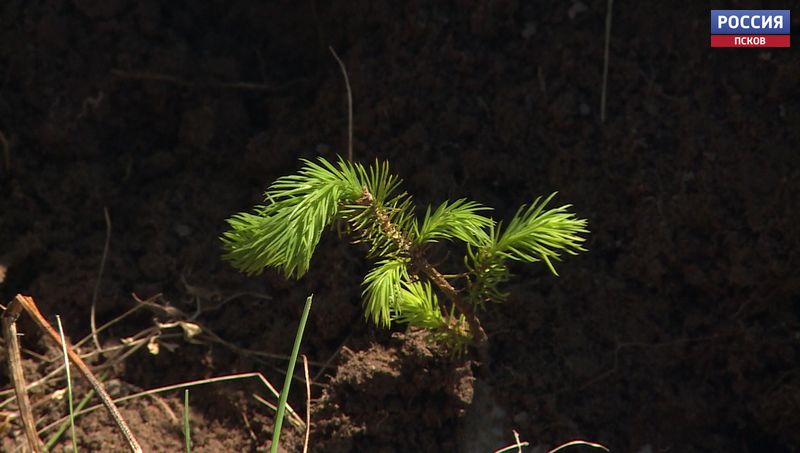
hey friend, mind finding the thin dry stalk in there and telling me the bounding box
[75,301,145,350]
[0,365,64,409]
[134,291,301,363]
[548,439,609,453]
[328,46,353,161]
[240,409,258,442]
[513,430,523,452]
[492,430,529,453]
[11,294,142,453]
[111,69,294,92]
[252,393,278,412]
[55,315,78,449]
[2,300,44,452]
[302,354,311,453]
[34,372,306,440]
[90,206,112,351]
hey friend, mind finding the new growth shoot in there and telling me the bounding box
[222,157,588,355]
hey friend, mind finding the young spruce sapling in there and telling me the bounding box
[221,157,588,357]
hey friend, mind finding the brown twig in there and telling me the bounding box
[10,294,142,452]
[2,300,44,452]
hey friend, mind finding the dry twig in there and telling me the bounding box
[2,300,44,452]
[302,354,311,453]
[6,294,142,452]
[90,206,112,352]
[328,46,354,161]
[111,69,295,92]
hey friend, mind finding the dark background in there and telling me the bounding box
[1,1,799,451]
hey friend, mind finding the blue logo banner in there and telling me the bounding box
[711,10,790,34]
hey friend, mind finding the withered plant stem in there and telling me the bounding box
[10,294,143,453]
[2,300,44,452]
[328,46,354,162]
[90,206,112,352]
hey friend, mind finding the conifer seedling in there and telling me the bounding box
[221,157,588,357]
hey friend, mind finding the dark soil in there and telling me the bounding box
[2,1,799,452]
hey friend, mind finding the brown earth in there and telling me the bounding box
[1,1,799,452]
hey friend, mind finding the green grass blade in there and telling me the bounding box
[45,372,105,450]
[270,295,313,453]
[56,315,78,452]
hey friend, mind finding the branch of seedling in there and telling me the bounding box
[221,157,588,363]
[354,186,489,359]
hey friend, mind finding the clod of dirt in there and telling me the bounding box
[310,330,474,452]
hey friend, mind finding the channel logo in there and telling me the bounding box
[710,10,790,48]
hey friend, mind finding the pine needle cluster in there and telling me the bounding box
[222,157,588,353]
